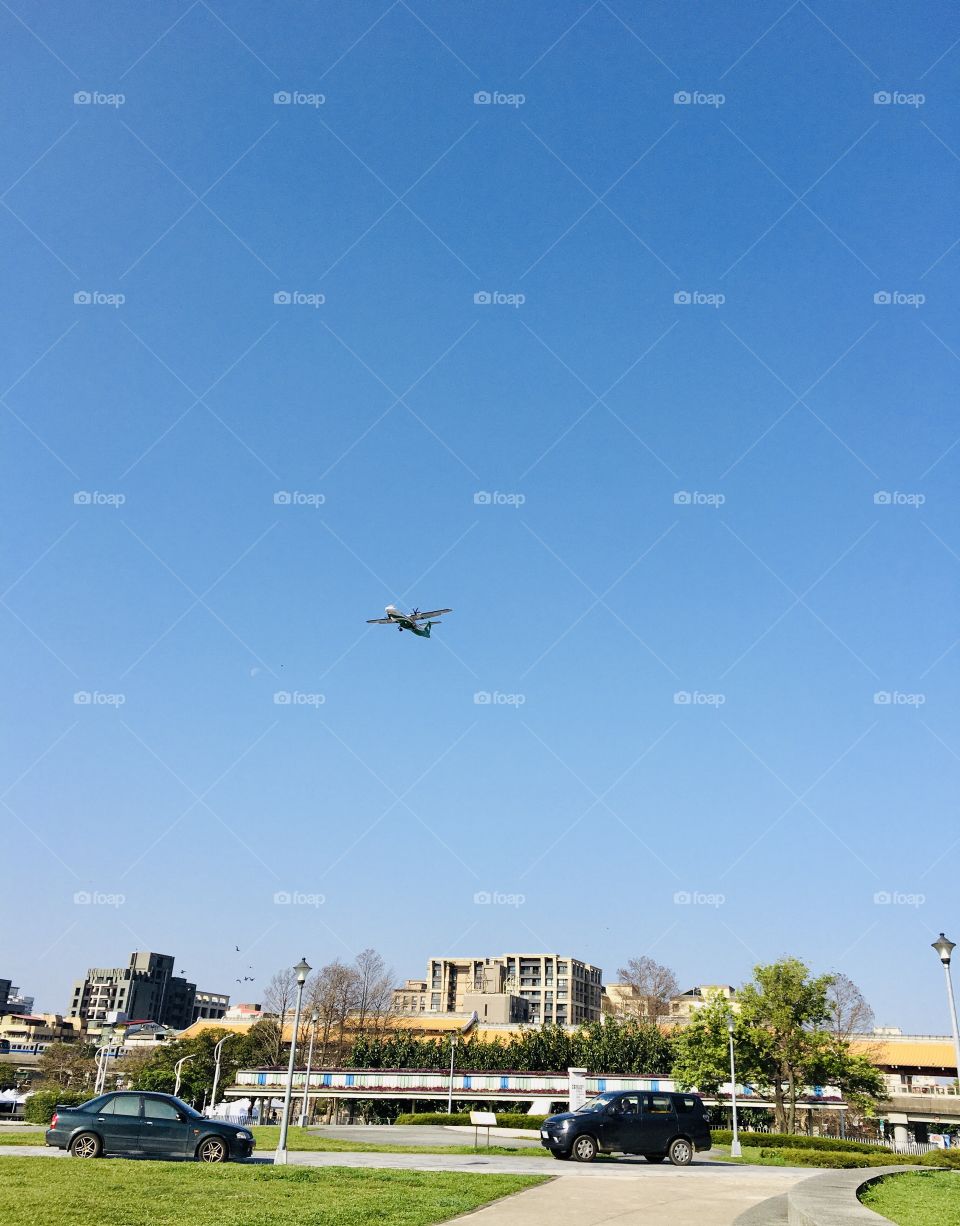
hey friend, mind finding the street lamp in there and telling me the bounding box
[174,1054,196,1098]
[727,1014,742,1159]
[275,957,311,1164]
[299,1011,319,1128]
[94,1046,112,1096]
[932,933,960,1094]
[210,1036,230,1116]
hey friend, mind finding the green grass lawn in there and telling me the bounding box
[0,1156,548,1226]
[0,1130,47,1145]
[860,1171,960,1226]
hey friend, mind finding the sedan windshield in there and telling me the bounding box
[576,1094,615,1114]
[169,1096,202,1118]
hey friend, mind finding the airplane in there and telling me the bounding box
[366,604,452,638]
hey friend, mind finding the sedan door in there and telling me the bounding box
[140,1096,191,1158]
[93,1094,143,1154]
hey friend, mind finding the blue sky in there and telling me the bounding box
[3,1,959,1033]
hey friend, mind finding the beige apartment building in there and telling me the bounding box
[394,954,603,1026]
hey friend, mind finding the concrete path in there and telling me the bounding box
[309,1124,542,1148]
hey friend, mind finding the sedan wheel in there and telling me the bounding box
[197,1137,229,1163]
[69,1132,102,1159]
[668,1137,693,1166]
[572,1135,598,1163]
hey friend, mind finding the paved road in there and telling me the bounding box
[309,1124,542,1148]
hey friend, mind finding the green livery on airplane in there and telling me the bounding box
[366,604,452,638]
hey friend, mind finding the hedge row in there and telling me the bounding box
[23,1089,88,1125]
[711,1129,892,1154]
[395,1112,549,1130]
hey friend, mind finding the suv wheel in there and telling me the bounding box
[668,1137,693,1166]
[572,1134,598,1163]
[644,1154,666,1163]
[69,1132,102,1159]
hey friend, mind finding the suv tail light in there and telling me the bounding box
[50,1112,58,1127]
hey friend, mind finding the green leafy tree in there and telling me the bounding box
[132,1029,259,1109]
[36,1041,97,1089]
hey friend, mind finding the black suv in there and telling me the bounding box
[540,1090,711,1164]
[45,1091,255,1162]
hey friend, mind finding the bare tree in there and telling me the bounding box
[308,959,357,1068]
[263,968,297,1021]
[826,973,875,1040]
[353,948,395,1041]
[615,956,680,1021]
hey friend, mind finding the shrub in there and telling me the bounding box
[759,1147,924,1169]
[919,1149,960,1169]
[394,1111,549,1130]
[24,1088,88,1124]
[711,1129,891,1155]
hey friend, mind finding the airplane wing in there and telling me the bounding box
[412,608,452,620]
[366,617,394,624]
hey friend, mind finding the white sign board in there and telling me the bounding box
[470,1111,497,1126]
[568,1067,588,1113]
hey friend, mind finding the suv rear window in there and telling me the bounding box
[677,1095,702,1114]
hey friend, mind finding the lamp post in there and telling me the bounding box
[932,934,960,1094]
[94,1046,112,1096]
[299,1011,319,1127]
[174,1054,196,1098]
[275,957,311,1164]
[210,1036,230,1116]
[727,1014,742,1158]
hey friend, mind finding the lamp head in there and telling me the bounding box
[932,933,956,966]
[294,957,311,984]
